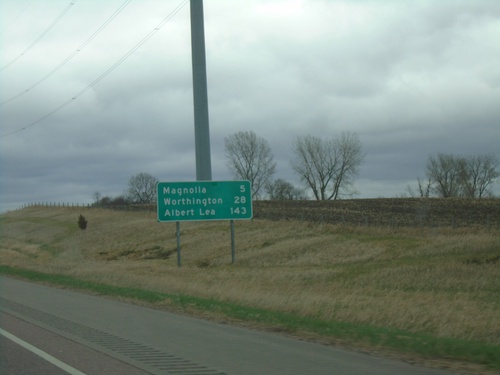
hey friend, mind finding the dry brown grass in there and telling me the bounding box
[1,206,499,347]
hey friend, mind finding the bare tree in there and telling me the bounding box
[426,154,461,198]
[426,153,498,198]
[265,179,306,200]
[224,131,276,199]
[291,132,363,200]
[92,191,102,206]
[458,153,499,198]
[127,172,158,204]
[406,177,432,198]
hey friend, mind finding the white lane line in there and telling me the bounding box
[0,328,87,375]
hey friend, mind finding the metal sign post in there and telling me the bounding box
[230,220,235,264]
[176,221,181,267]
[190,0,212,181]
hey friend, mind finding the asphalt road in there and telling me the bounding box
[0,276,454,375]
[0,311,150,375]
[0,328,70,375]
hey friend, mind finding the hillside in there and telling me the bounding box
[1,201,499,374]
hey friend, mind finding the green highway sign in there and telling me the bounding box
[157,180,252,222]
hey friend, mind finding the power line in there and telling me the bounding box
[0,0,78,73]
[0,0,34,37]
[0,0,189,138]
[0,0,133,106]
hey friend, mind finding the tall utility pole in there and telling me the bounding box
[190,0,212,181]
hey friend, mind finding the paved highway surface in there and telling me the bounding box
[0,276,454,375]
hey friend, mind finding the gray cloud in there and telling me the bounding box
[1,0,499,211]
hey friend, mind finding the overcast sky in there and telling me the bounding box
[1,0,499,212]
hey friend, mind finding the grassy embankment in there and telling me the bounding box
[0,206,499,373]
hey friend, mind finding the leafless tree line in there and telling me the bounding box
[409,153,498,198]
[91,139,497,206]
[93,172,159,206]
[225,130,364,200]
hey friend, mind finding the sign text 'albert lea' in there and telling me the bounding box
[157,180,253,222]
